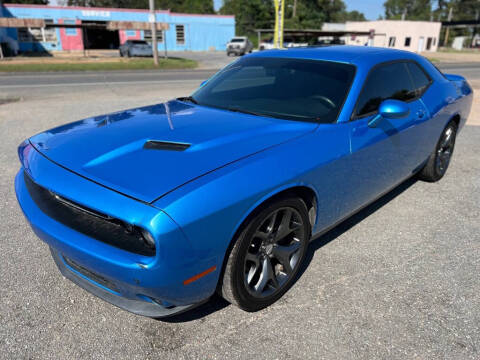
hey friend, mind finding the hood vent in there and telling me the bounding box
[143,140,190,151]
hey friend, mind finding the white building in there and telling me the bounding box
[345,20,441,52]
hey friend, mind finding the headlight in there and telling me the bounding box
[141,229,156,249]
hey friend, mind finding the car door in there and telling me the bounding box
[346,61,430,212]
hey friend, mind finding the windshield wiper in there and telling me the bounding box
[226,107,274,118]
[176,96,198,104]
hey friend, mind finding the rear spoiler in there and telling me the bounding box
[443,73,472,95]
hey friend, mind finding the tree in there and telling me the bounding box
[432,0,480,21]
[3,0,48,4]
[220,0,367,37]
[431,0,480,46]
[384,0,432,20]
[66,0,214,13]
[220,0,274,35]
[343,10,367,21]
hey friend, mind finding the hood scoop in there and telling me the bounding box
[143,140,191,151]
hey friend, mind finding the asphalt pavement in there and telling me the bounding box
[0,61,478,89]
[0,60,479,359]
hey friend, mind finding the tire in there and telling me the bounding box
[418,121,458,182]
[220,196,311,312]
[126,50,131,58]
[119,50,123,57]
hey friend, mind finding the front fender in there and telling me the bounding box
[153,123,352,291]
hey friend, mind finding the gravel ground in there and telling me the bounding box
[0,78,479,359]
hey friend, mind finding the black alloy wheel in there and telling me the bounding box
[435,124,456,176]
[418,121,458,182]
[221,196,310,311]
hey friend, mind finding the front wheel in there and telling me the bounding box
[418,121,458,182]
[220,197,311,312]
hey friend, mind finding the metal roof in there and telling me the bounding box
[255,29,375,36]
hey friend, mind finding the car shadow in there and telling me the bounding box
[158,294,230,323]
[159,176,418,323]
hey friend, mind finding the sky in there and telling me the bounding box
[344,0,384,20]
[213,0,384,21]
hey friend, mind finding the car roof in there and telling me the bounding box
[248,45,422,67]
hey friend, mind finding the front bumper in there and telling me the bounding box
[50,247,198,317]
[15,144,219,317]
[227,47,244,54]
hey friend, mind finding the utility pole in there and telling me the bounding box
[273,0,285,48]
[149,0,159,66]
[0,0,3,59]
[401,8,407,21]
[292,0,297,18]
[163,30,168,59]
[444,6,453,47]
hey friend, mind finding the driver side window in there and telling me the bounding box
[355,62,416,118]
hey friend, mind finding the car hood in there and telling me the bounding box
[29,101,316,203]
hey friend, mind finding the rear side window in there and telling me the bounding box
[406,62,431,95]
[355,62,415,117]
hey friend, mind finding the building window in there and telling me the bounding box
[176,24,185,45]
[426,37,432,50]
[18,24,56,43]
[432,37,436,46]
[404,37,411,47]
[18,28,43,42]
[64,20,78,36]
[388,36,396,47]
[43,19,57,42]
[144,30,163,43]
[125,30,136,37]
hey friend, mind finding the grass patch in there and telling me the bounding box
[0,96,21,105]
[0,57,197,72]
[438,48,480,54]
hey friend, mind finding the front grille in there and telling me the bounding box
[23,171,155,256]
[63,255,119,292]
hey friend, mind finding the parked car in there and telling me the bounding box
[15,46,472,318]
[259,37,309,50]
[259,39,275,51]
[226,36,254,56]
[119,40,153,57]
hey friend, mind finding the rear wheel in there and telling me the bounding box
[418,121,458,182]
[221,197,311,312]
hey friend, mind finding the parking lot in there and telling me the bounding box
[0,64,479,359]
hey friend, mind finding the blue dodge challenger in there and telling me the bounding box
[15,46,473,317]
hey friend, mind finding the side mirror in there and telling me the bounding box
[368,99,410,127]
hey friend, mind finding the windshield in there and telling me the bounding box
[230,38,245,43]
[192,57,355,123]
[131,40,148,45]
